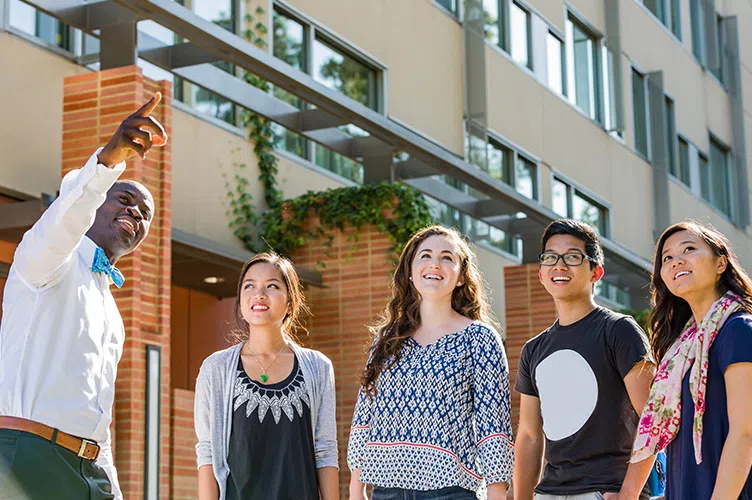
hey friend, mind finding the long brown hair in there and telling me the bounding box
[231,252,310,344]
[649,221,752,361]
[360,225,501,395]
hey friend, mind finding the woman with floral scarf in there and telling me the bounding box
[623,221,752,499]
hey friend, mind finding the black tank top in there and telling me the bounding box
[226,354,319,500]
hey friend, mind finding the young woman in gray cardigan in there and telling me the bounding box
[194,253,339,500]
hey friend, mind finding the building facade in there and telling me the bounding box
[0,0,750,497]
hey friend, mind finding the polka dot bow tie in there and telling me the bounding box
[91,247,125,288]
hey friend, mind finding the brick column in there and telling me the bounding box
[503,263,557,426]
[62,66,173,499]
[292,225,394,497]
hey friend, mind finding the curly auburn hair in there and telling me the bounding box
[360,225,501,395]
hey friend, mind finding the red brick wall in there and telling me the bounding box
[171,389,198,499]
[503,264,557,425]
[292,226,394,497]
[62,66,173,499]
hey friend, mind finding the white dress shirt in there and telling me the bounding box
[0,149,127,499]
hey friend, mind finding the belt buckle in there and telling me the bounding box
[78,439,99,461]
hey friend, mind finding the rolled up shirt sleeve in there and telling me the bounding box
[13,148,125,288]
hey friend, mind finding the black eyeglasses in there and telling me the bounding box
[539,252,595,267]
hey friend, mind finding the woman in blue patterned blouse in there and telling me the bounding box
[347,225,514,500]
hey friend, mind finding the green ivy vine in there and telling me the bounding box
[225,5,434,262]
[261,182,433,263]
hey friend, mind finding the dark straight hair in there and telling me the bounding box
[540,219,605,269]
[649,221,752,362]
[230,252,310,344]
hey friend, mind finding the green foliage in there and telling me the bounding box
[224,7,434,262]
[621,308,651,333]
[260,182,434,262]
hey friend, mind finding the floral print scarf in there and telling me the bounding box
[631,292,741,465]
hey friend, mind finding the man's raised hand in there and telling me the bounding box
[97,92,169,167]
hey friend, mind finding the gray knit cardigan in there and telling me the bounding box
[194,341,339,500]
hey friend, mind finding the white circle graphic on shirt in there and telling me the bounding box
[534,349,598,441]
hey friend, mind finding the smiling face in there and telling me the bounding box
[659,229,727,302]
[539,234,604,302]
[239,262,291,330]
[410,234,464,301]
[87,180,154,263]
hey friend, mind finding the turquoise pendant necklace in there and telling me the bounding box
[245,341,286,383]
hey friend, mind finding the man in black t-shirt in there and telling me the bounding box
[513,219,656,500]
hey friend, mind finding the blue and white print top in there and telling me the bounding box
[347,322,514,492]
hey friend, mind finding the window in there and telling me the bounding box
[313,38,380,111]
[678,137,691,187]
[510,2,531,69]
[515,156,537,199]
[595,281,632,308]
[690,0,705,62]
[137,21,176,85]
[426,196,519,256]
[271,5,382,184]
[486,139,512,183]
[436,0,459,17]
[467,135,538,200]
[708,138,732,216]
[690,0,724,83]
[566,14,603,122]
[665,96,676,175]
[699,152,711,201]
[642,0,682,38]
[552,178,569,217]
[271,10,308,158]
[483,0,507,50]
[174,0,237,125]
[8,0,81,53]
[710,14,724,83]
[632,69,649,158]
[551,177,609,235]
[547,32,566,96]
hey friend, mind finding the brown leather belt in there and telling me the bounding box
[0,416,100,461]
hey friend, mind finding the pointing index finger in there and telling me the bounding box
[133,92,162,117]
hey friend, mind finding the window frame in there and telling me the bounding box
[272,1,386,113]
[173,0,241,126]
[485,130,541,201]
[550,173,611,237]
[4,0,84,60]
[546,29,567,97]
[270,1,387,184]
[709,13,725,84]
[631,67,651,160]
[664,94,677,177]
[640,0,682,40]
[708,134,733,217]
[510,0,532,70]
[690,0,706,64]
[565,11,605,124]
[434,0,461,19]
[676,135,692,188]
